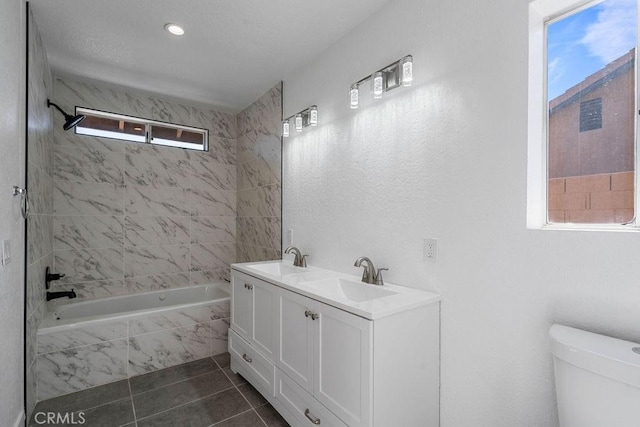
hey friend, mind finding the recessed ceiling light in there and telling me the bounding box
[164,23,184,36]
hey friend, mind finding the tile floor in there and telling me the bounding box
[28,353,290,427]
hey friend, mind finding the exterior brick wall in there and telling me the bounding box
[548,171,634,223]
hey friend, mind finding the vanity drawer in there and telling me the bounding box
[229,329,275,396]
[276,369,348,427]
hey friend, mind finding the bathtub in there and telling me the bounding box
[36,282,231,401]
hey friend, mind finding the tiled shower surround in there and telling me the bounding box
[237,85,283,262]
[26,74,282,405]
[50,76,239,298]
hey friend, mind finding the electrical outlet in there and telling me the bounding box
[287,229,294,245]
[1,239,10,266]
[424,238,438,262]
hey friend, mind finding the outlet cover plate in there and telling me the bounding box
[424,238,438,262]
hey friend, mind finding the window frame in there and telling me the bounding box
[527,0,640,231]
[74,107,209,152]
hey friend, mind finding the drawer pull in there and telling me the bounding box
[244,283,253,290]
[304,409,321,425]
[304,310,319,321]
[242,353,252,363]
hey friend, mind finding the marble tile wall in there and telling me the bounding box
[36,299,230,400]
[236,83,283,262]
[26,8,54,419]
[51,77,238,299]
[40,76,281,404]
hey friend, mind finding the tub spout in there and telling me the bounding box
[47,289,76,301]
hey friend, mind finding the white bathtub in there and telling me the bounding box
[40,282,230,332]
[36,282,231,401]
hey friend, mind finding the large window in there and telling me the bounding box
[528,0,638,228]
[75,108,209,151]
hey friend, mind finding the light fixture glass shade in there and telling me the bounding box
[373,72,384,99]
[164,23,185,36]
[350,84,359,109]
[401,55,413,87]
[309,106,318,126]
[295,114,303,132]
[282,120,290,137]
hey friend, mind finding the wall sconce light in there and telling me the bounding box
[350,84,359,109]
[348,54,413,109]
[282,105,318,138]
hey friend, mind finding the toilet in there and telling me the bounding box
[549,324,640,427]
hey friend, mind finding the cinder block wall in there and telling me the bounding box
[548,171,634,223]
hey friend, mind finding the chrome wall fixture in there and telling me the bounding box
[282,105,317,138]
[12,186,29,219]
[349,55,413,109]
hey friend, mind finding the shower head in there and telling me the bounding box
[47,99,86,131]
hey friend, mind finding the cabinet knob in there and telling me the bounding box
[242,353,252,363]
[304,310,320,320]
[244,283,253,290]
[304,409,321,425]
[304,310,319,320]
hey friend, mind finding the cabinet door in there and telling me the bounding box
[278,289,314,392]
[314,302,372,427]
[251,278,276,360]
[231,274,253,342]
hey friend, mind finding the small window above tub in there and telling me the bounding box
[75,107,209,151]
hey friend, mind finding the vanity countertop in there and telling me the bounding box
[231,260,440,320]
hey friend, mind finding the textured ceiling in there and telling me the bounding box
[29,0,391,112]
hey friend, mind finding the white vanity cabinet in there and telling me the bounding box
[230,263,440,427]
[229,271,278,396]
[277,289,372,427]
[231,271,277,360]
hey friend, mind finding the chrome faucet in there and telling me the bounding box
[284,246,308,267]
[354,256,388,286]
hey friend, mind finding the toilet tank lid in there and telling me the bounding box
[549,324,640,389]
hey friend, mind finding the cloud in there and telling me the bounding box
[581,0,637,64]
[548,57,565,84]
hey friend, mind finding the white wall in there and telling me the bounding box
[0,0,26,425]
[282,0,640,425]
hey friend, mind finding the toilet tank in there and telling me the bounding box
[549,324,640,427]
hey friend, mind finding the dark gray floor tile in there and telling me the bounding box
[137,388,251,427]
[212,410,267,426]
[223,367,247,386]
[133,370,233,419]
[212,352,230,369]
[29,398,135,427]
[76,398,135,427]
[237,383,268,408]
[30,380,130,416]
[130,357,218,394]
[255,404,290,427]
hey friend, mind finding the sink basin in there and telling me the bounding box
[303,277,397,302]
[245,262,304,276]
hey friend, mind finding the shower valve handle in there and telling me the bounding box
[45,266,66,289]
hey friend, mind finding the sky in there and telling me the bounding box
[547,0,637,100]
